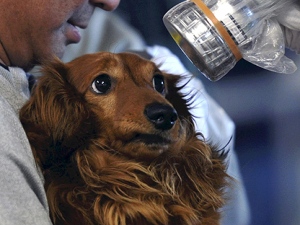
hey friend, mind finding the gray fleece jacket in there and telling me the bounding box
[0,66,52,225]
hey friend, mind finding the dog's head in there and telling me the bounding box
[20,52,195,167]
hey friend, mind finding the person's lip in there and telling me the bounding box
[65,20,88,44]
[67,19,88,29]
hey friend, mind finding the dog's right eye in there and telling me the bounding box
[153,74,166,95]
[91,74,111,94]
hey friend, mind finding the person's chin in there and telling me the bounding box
[45,44,66,61]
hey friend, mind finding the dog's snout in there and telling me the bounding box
[144,103,178,130]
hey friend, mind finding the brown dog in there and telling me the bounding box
[20,52,228,225]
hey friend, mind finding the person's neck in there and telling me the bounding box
[0,57,9,71]
[0,41,10,67]
[0,58,5,65]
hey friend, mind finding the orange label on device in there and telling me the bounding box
[191,0,242,61]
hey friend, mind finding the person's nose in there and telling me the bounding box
[90,0,120,11]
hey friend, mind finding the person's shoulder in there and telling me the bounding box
[0,95,24,135]
[0,92,16,115]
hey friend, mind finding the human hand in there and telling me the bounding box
[277,1,300,53]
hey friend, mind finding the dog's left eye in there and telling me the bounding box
[91,74,111,94]
[153,74,165,95]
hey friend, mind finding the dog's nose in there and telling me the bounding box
[144,103,178,130]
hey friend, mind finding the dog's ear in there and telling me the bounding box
[165,74,194,122]
[20,58,98,169]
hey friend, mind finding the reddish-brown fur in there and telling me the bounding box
[20,52,229,225]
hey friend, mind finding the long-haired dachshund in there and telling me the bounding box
[20,52,229,225]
